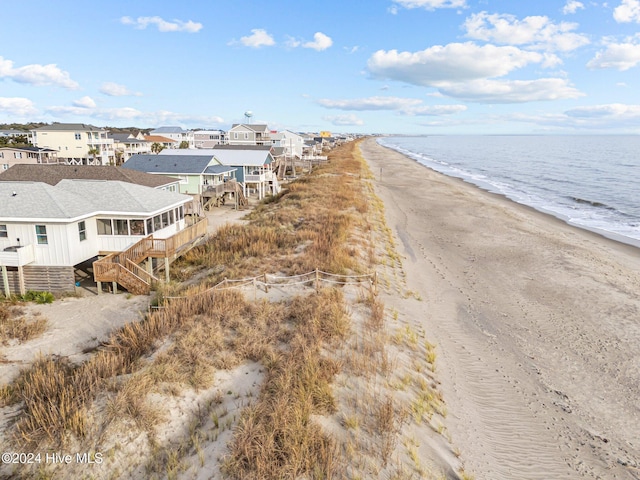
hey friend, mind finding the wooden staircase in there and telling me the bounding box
[224,180,248,209]
[93,218,208,295]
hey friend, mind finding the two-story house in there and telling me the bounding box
[193,130,227,148]
[0,147,59,171]
[227,124,272,146]
[30,123,115,165]
[110,133,152,163]
[150,127,194,148]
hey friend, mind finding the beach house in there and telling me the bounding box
[0,180,204,295]
[30,123,115,165]
[227,124,272,146]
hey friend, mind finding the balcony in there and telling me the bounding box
[0,244,35,267]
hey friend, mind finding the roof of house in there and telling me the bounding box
[0,146,57,153]
[212,149,274,167]
[122,154,216,174]
[203,165,237,175]
[230,123,269,132]
[0,180,190,222]
[109,133,149,144]
[214,145,272,151]
[150,126,186,134]
[32,123,103,132]
[0,164,179,188]
[144,135,178,143]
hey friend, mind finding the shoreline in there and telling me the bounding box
[377,137,640,251]
[360,138,640,479]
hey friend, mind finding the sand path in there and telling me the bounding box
[361,138,640,479]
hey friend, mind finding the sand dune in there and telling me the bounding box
[360,138,640,479]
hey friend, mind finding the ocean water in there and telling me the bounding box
[377,135,640,248]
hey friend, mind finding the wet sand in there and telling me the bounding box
[360,138,640,479]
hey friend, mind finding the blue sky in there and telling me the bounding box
[1,0,640,134]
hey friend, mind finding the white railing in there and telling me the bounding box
[245,173,266,183]
[0,244,35,267]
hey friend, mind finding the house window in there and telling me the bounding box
[0,152,4,158]
[0,224,7,238]
[153,215,162,231]
[35,225,48,245]
[114,219,129,235]
[78,221,87,241]
[75,133,82,140]
[97,219,113,235]
[146,218,153,234]
[233,133,238,139]
[244,133,248,140]
[2,164,8,170]
[14,152,22,159]
[130,220,144,236]
[161,212,169,227]
[169,209,175,225]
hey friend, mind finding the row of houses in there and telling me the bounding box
[0,123,348,168]
[0,122,355,296]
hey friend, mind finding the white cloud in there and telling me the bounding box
[367,42,547,86]
[463,12,589,52]
[73,96,96,108]
[0,56,79,89]
[587,40,640,70]
[317,95,467,116]
[303,32,333,51]
[565,103,640,120]
[563,0,585,14]
[323,114,364,126]
[613,0,640,22]
[100,82,142,97]
[437,78,584,103]
[45,103,224,127]
[0,97,37,116]
[237,29,275,48]
[120,16,202,33]
[405,104,468,115]
[344,46,360,54]
[317,96,423,111]
[392,0,467,10]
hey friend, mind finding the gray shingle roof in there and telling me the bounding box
[0,164,179,189]
[122,154,215,174]
[203,165,237,175]
[0,180,190,222]
[32,123,102,132]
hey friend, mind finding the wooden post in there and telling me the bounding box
[112,281,118,294]
[253,278,257,301]
[17,266,26,296]
[315,268,319,293]
[164,257,170,283]
[1,266,10,297]
[97,281,102,295]
[373,271,378,295]
[263,273,268,293]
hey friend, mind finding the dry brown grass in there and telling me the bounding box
[0,303,48,345]
[1,140,451,479]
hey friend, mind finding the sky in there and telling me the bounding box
[1,0,640,134]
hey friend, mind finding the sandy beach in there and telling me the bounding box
[360,138,640,479]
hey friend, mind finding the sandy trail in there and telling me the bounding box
[360,138,640,479]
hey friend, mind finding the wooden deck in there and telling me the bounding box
[93,218,208,295]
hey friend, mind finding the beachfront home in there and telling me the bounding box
[110,133,151,163]
[30,123,115,165]
[156,147,280,199]
[271,130,305,159]
[0,164,180,192]
[0,147,59,170]
[150,127,194,148]
[193,129,227,148]
[0,180,203,295]
[144,135,180,151]
[227,124,272,146]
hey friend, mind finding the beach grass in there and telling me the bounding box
[0,139,453,479]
